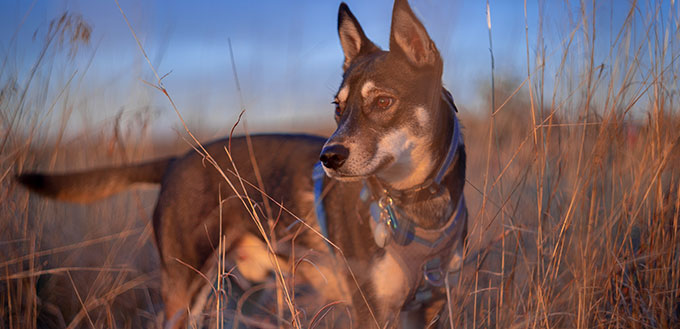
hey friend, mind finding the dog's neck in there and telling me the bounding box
[373,89,465,229]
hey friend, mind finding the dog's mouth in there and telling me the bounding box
[322,166,369,181]
[323,155,394,181]
[325,173,368,182]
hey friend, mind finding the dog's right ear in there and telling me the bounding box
[389,0,441,68]
[338,3,378,70]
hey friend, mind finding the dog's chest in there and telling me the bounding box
[371,251,409,308]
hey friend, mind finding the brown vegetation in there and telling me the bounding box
[1,1,679,328]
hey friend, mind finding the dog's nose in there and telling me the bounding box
[320,144,349,170]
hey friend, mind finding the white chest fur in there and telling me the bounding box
[371,252,408,311]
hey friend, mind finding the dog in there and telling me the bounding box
[17,1,467,328]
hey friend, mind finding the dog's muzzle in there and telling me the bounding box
[319,144,349,170]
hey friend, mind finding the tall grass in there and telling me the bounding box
[1,1,679,328]
[1,11,165,329]
[454,0,680,328]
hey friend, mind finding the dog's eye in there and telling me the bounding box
[375,96,394,110]
[332,101,343,116]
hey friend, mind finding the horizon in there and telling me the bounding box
[0,0,669,139]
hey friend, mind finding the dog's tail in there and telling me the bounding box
[16,157,175,203]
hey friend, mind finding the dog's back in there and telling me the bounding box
[17,134,347,327]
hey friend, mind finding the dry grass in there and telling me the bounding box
[1,1,679,328]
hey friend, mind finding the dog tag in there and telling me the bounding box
[373,220,391,248]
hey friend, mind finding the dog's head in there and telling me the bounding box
[320,0,447,190]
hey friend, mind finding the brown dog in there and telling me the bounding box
[18,1,467,327]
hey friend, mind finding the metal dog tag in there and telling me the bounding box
[370,201,392,248]
[373,220,391,248]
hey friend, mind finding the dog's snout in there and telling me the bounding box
[320,144,349,170]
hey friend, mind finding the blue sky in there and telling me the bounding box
[0,0,656,136]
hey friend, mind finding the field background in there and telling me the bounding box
[1,0,679,328]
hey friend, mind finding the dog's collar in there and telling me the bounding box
[369,90,461,205]
[362,183,464,245]
[361,90,464,248]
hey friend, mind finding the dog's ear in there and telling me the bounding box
[389,0,440,68]
[338,3,378,70]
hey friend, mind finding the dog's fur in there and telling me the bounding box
[17,1,467,328]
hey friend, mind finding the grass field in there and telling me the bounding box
[2,1,679,328]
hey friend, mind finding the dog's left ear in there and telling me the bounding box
[389,0,441,68]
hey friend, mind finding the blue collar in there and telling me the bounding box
[377,90,461,201]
